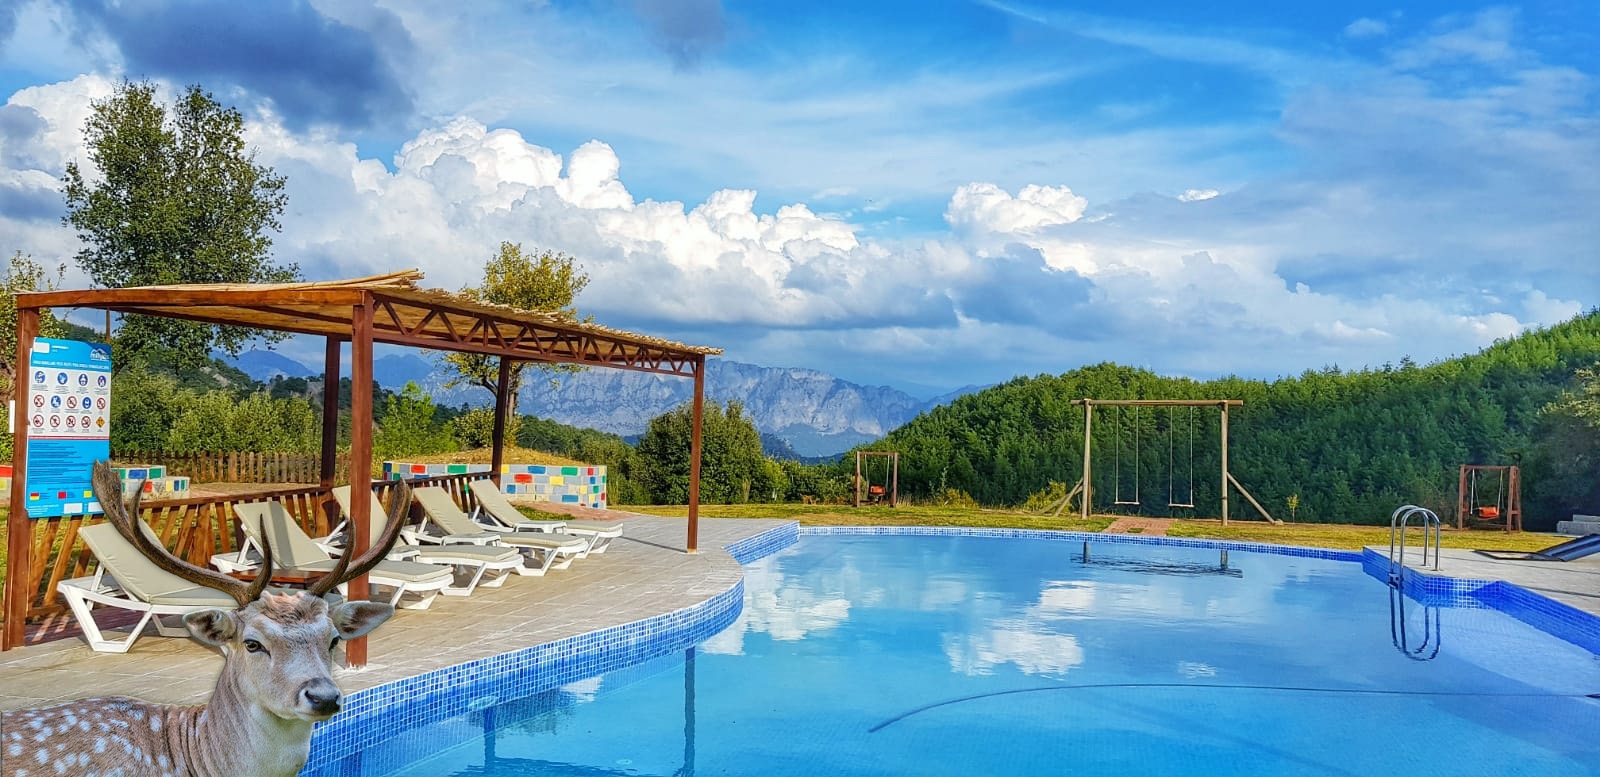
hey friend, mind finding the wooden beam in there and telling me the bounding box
[1220,402,1230,526]
[687,356,704,553]
[1080,400,1093,519]
[320,338,342,489]
[346,297,375,668]
[854,451,861,508]
[1226,473,1280,524]
[3,307,38,650]
[17,287,365,309]
[890,452,899,508]
[99,306,337,338]
[364,328,701,377]
[490,356,514,486]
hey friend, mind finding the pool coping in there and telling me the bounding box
[304,521,1600,769]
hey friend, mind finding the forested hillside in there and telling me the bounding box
[878,312,1600,528]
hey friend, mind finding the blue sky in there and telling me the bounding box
[0,1,1596,393]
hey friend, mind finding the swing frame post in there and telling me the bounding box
[1456,464,1521,532]
[855,450,900,508]
[1070,399,1278,524]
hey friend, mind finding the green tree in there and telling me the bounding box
[440,242,589,417]
[62,80,299,372]
[450,407,520,450]
[375,382,458,461]
[107,363,184,451]
[1,252,68,395]
[0,253,69,461]
[166,390,318,453]
[635,400,775,504]
[1527,364,1600,518]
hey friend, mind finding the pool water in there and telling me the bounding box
[356,535,1600,776]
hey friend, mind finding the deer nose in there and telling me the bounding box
[302,681,341,716]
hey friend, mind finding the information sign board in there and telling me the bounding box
[23,338,112,518]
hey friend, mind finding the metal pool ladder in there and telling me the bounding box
[1388,505,1441,586]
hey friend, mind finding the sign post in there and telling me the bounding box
[23,338,112,518]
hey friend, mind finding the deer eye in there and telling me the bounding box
[329,637,340,651]
[243,639,265,654]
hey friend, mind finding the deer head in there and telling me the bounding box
[91,460,412,721]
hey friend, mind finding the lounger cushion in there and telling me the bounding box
[495,533,588,552]
[290,558,454,583]
[78,523,233,604]
[146,586,239,607]
[433,530,505,544]
[406,545,520,563]
[552,521,623,536]
[467,479,621,537]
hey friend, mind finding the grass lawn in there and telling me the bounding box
[625,503,1115,533]
[1167,520,1558,552]
[624,504,1562,552]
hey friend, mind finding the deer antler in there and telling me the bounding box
[92,460,273,608]
[306,480,412,598]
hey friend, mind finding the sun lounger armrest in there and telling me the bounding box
[210,551,258,574]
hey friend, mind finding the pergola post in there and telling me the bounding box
[1219,401,1230,527]
[3,307,39,650]
[346,297,375,668]
[490,356,514,487]
[319,338,342,489]
[687,355,704,553]
[1080,400,1093,520]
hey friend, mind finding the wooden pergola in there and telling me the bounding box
[3,270,721,664]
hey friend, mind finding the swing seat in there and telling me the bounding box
[1476,506,1501,519]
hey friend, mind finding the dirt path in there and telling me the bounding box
[1103,517,1173,536]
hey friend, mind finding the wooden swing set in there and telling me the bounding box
[1053,399,1280,526]
[854,451,899,507]
[1456,464,1521,531]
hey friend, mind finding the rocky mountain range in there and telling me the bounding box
[225,350,985,457]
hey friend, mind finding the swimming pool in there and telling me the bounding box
[311,532,1600,776]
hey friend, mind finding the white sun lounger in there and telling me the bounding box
[329,485,523,595]
[56,522,241,653]
[468,479,624,555]
[229,502,454,610]
[412,486,588,575]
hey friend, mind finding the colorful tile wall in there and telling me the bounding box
[0,463,190,501]
[382,461,608,508]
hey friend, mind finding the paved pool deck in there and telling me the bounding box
[0,515,785,713]
[1376,544,1600,617]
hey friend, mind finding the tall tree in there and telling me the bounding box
[635,400,775,504]
[375,382,458,461]
[440,241,589,422]
[0,252,67,396]
[62,80,299,371]
[0,252,68,460]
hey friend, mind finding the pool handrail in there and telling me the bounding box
[1388,504,1441,585]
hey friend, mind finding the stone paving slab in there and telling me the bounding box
[1103,517,1171,536]
[0,516,785,713]
[1379,545,1600,616]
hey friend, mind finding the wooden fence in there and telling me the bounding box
[112,451,348,485]
[1,472,488,633]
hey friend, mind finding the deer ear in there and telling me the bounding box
[184,609,240,646]
[329,601,395,640]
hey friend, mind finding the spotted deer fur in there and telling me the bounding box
[1,463,413,777]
